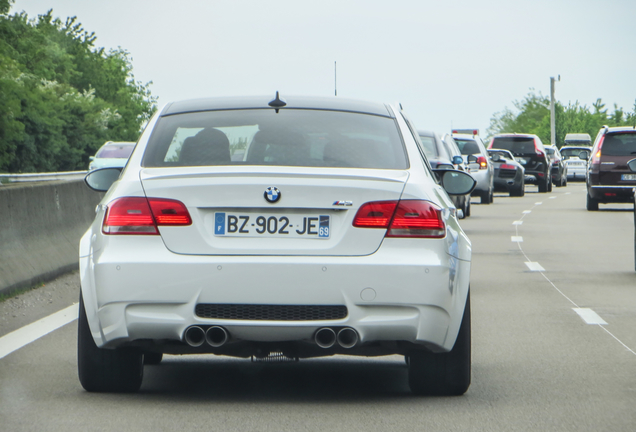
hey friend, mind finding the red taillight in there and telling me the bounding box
[103,197,191,235]
[477,156,488,169]
[353,200,445,238]
[500,163,516,170]
[534,138,544,156]
[148,198,192,226]
[352,201,397,228]
[591,135,605,166]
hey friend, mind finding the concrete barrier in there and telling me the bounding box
[0,180,103,296]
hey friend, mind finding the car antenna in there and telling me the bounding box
[268,91,287,113]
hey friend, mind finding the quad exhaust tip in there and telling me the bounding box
[315,327,337,348]
[315,327,359,349]
[184,325,229,347]
[206,326,228,347]
[184,326,206,347]
[337,327,359,349]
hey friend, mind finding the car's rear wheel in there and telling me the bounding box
[510,182,524,197]
[586,192,599,211]
[78,294,144,392]
[408,292,471,396]
[465,200,471,217]
[480,188,493,204]
[538,177,549,193]
[144,352,163,365]
[547,176,553,192]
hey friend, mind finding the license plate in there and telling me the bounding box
[621,174,636,181]
[214,212,330,238]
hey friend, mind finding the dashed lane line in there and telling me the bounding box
[0,303,78,360]
[525,262,545,272]
[514,201,636,356]
[573,308,608,325]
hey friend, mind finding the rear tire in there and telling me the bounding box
[510,183,525,197]
[144,352,163,365]
[586,193,599,211]
[465,200,471,217]
[538,177,549,193]
[78,294,144,392]
[408,292,471,396]
[480,188,493,204]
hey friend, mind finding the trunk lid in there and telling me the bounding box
[140,166,408,256]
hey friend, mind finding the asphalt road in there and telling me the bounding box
[1,182,635,431]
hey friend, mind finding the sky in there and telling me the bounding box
[10,0,636,136]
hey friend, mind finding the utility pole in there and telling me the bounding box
[550,75,560,145]
[334,61,337,96]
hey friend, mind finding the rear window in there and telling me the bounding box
[418,135,439,158]
[97,145,134,159]
[142,109,407,169]
[491,137,535,155]
[602,133,636,156]
[561,148,590,158]
[454,138,482,156]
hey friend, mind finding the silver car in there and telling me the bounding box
[452,132,495,204]
[560,146,592,181]
[88,141,136,171]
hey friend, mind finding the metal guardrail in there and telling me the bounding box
[0,171,87,184]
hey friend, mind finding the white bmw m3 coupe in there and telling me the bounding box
[79,93,475,395]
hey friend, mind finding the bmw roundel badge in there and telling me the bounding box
[264,186,281,203]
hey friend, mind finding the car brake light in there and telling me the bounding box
[148,198,192,225]
[500,163,516,170]
[477,156,488,169]
[352,201,397,228]
[353,200,445,238]
[103,197,191,235]
[591,135,605,166]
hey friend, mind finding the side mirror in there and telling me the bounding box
[467,154,478,163]
[490,153,501,162]
[579,151,590,161]
[452,155,464,165]
[89,156,95,161]
[85,167,122,192]
[437,170,476,196]
[628,158,636,172]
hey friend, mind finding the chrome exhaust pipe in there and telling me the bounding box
[184,326,206,347]
[205,326,228,347]
[315,327,336,349]
[337,327,359,349]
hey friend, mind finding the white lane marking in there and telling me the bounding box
[523,210,532,214]
[549,196,557,199]
[525,262,545,272]
[511,236,523,242]
[515,205,636,356]
[566,192,571,195]
[535,202,543,205]
[573,308,608,325]
[0,303,78,359]
[513,220,523,225]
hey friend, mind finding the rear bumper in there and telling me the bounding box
[80,233,471,355]
[587,185,636,202]
[566,165,586,179]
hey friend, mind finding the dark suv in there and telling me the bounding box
[488,133,552,193]
[586,126,636,210]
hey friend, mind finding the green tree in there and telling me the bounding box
[488,91,636,147]
[0,5,156,173]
